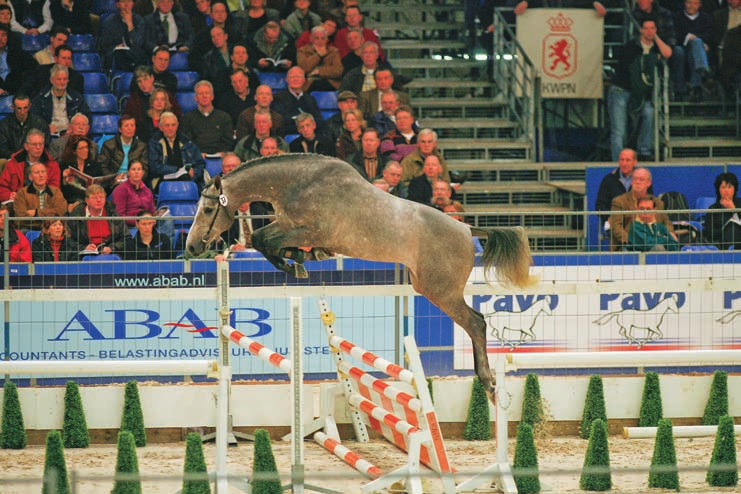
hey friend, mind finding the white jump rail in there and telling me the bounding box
[0,360,218,376]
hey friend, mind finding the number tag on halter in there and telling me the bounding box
[219,194,228,207]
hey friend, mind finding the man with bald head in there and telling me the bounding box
[236,84,284,140]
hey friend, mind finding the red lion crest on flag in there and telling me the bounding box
[542,13,577,80]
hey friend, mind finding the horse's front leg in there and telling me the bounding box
[252,227,308,278]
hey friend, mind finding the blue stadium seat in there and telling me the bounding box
[111,72,133,98]
[21,34,49,52]
[176,92,197,113]
[25,230,41,243]
[167,202,198,229]
[0,95,13,114]
[83,72,111,94]
[90,114,119,137]
[284,134,299,143]
[311,91,338,110]
[175,71,199,91]
[681,245,719,251]
[92,0,117,14]
[158,181,200,205]
[73,53,104,72]
[172,228,189,257]
[82,253,122,261]
[86,94,118,113]
[321,110,337,120]
[258,72,286,91]
[67,34,95,52]
[169,51,190,71]
[204,157,222,180]
[694,196,715,223]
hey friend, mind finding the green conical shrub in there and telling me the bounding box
[42,430,70,494]
[512,423,540,494]
[579,418,612,491]
[638,372,663,427]
[182,432,211,494]
[521,373,543,428]
[648,418,679,490]
[426,377,434,404]
[111,431,141,494]
[0,381,26,449]
[706,415,738,487]
[252,429,281,494]
[702,371,728,426]
[63,381,90,448]
[121,381,146,447]
[463,377,492,440]
[579,375,607,439]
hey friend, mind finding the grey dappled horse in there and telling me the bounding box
[186,154,536,403]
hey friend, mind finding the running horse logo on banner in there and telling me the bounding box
[543,13,576,80]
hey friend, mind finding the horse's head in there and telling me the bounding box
[185,175,235,256]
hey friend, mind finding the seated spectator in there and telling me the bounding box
[259,135,285,156]
[59,135,103,209]
[627,195,680,251]
[194,25,231,82]
[333,6,383,59]
[0,204,31,261]
[407,155,443,205]
[328,0,357,29]
[148,45,179,95]
[289,112,334,155]
[49,0,92,34]
[188,0,212,33]
[370,90,401,137]
[430,178,456,210]
[235,84,284,139]
[125,66,182,134]
[296,14,337,49]
[0,130,61,201]
[180,81,234,158]
[147,111,206,189]
[608,19,671,161]
[715,0,741,98]
[189,0,244,70]
[23,44,85,99]
[234,110,288,161]
[125,210,174,259]
[215,68,256,126]
[704,171,741,249]
[335,108,364,160]
[340,27,364,76]
[359,69,410,119]
[339,41,391,94]
[0,95,51,164]
[284,0,320,38]
[249,20,296,72]
[347,127,387,180]
[297,25,343,91]
[31,64,91,136]
[210,41,260,95]
[673,0,714,102]
[381,159,405,198]
[143,0,194,54]
[379,106,417,162]
[594,148,653,228]
[0,25,38,96]
[272,66,325,135]
[9,0,53,34]
[399,128,449,185]
[326,89,357,142]
[98,0,148,72]
[13,161,68,231]
[31,218,76,261]
[68,184,129,256]
[236,0,279,37]
[609,167,674,251]
[371,178,388,191]
[135,87,181,144]
[32,25,67,65]
[98,115,149,179]
[48,113,96,162]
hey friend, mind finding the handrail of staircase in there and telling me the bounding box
[492,7,539,162]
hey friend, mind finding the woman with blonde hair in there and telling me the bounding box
[137,87,176,143]
[336,108,365,161]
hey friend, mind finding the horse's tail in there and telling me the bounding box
[593,312,618,325]
[716,311,741,324]
[475,227,537,288]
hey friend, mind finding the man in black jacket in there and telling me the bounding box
[22,44,85,98]
[0,25,38,95]
[0,95,51,161]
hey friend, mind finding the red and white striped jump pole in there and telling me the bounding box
[221,325,292,374]
[313,432,383,479]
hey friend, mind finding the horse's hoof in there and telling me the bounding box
[293,263,308,278]
[280,248,305,263]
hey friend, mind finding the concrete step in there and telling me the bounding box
[668,137,741,159]
[391,58,483,79]
[456,181,556,206]
[447,161,535,182]
[413,97,507,118]
[383,40,471,59]
[439,138,533,162]
[371,22,463,39]
[406,81,496,99]
[421,118,519,140]
[465,205,575,229]
[669,117,736,138]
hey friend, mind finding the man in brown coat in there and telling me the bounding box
[13,162,68,230]
[610,167,675,251]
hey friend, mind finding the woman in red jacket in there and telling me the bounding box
[0,205,32,262]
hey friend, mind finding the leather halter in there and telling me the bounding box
[199,189,231,243]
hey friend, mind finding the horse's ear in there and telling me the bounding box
[214,175,222,191]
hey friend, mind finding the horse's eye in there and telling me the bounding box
[204,207,214,215]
